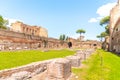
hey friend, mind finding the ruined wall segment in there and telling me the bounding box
[110,3,120,34]
[11,21,48,38]
[39,27,48,37]
[109,0,120,51]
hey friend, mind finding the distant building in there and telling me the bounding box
[11,21,48,37]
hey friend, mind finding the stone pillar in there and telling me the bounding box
[66,56,81,67]
[76,50,86,60]
[47,58,71,80]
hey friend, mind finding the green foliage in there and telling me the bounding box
[59,34,69,45]
[76,29,86,41]
[96,32,108,41]
[59,34,66,45]
[0,15,8,29]
[62,34,65,40]
[59,34,68,41]
[96,35,102,41]
[96,35,101,38]
[100,16,110,26]
[76,29,86,35]
[101,32,108,37]
[72,49,120,80]
[59,35,63,40]
[105,25,109,34]
[0,49,75,70]
[66,36,69,41]
[99,16,110,35]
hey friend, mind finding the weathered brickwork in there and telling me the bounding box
[110,18,120,53]
[68,38,101,49]
[0,29,68,50]
[47,58,71,80]
[109,0,120,53]
[66,56,81,67]
[11,21,48,37]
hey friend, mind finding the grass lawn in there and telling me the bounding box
[0,49,75,70]
[72,49,120,80]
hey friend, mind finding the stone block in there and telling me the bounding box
[75,53,84,60]
[47,58,71,80]
[11,71,31,80]
[66,56,81,67]
[76,50,83,54]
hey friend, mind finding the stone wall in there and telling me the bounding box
[0,60,51,80]
[0,29,68,50]
[110,26,120,53]
[68,38,101,49]
[109,0,120,51]
[11,21,48,37]
[47,58,71,80]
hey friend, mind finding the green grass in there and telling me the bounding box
[0,49,75,70]
[72,49,120,80]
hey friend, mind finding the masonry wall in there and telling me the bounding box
[0,29,68,50]
[39,27,48,38]
[109,1,120,51]
[110,20,120,53]
[11,21,48,38]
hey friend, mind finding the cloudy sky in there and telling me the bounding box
[0,0,118,40]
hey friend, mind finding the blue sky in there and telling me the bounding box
[0,0,117,40]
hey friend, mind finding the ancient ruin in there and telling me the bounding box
[0,19,100,80]
[0,49,94,80]
[0,21,100,51]
[109,0,120,53]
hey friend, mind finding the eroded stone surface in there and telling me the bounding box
[47,58,71,80]
[66,56,81,67]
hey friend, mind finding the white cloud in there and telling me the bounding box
[96,2,117,17]
[4,18,22,27]
[88,18,98,23]
[88,2,117,23]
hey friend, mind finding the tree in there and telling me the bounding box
[66,36,69,41]
[59,34,68,45]
[100,16,110,26]
[97,35,102,42]
[59,34,65,41]
[97,32,108,42]
[100,16,110,35]
[76,29,86,41]
[101,32,108,37]
[0,15,8,29]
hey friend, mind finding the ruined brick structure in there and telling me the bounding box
[0,21,68,50]
[111,19,120,53]
[109,0,120,53]
[0,21,101,50]
[68,37,101,49]
[11,21,48,37]
[0,29,68,50]
[0,49,94,80]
